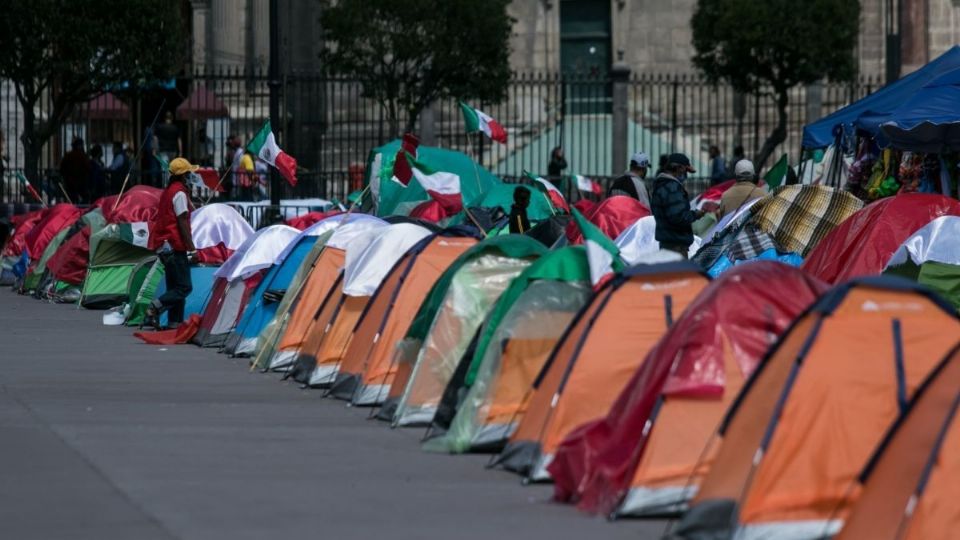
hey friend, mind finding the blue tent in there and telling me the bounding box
[221,236,319,356]
[152,265,223,327]
[876,68,960,152]
[802,46,960,149]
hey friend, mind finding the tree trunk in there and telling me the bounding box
[19,97,42,185]
[755,88,790,169]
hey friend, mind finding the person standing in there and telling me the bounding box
[650,153,704,259]
[708,145,727,185]
[59,137,91,203]
[547,146,567,184]
[508,185,532,234]
[106,141,130,194]
[717,160,765,219]
[144,158,198,330]
[88,144,107,200]
[154,111,182,162]
[607,151,651,207]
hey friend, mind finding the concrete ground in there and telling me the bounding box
[0,291,668,540]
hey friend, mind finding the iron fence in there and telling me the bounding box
[0,68,880,205]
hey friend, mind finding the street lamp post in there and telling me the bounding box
[268,0,281,208]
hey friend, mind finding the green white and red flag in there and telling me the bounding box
[459,101,507,144]
[571,207,625,290]
[247,120,298,187]
[16,172,45,206]
[574,174,602,195]
[524,171,569,213]
[409,155,463,213]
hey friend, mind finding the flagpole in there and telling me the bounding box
[16,172,47,208]
[114,98,166,212]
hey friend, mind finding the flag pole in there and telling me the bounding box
[16,172,47,208]
[114,98,166,212]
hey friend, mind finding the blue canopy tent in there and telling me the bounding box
[876,68,960,153]
[802,46,960,149]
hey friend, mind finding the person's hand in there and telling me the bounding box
[187,250,198,263]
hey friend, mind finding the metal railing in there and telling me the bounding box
[0,68,880,205]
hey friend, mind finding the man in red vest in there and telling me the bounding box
[144,157,198,329]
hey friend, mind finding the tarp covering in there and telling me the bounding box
[342,222,432,296]
[887,215,960,267]
[547,263,829,516]
[277,213,385,261]
[286,210,342,230]
[803,193,960,284]
[190,203,254,254]
[802,45,960,149]
[565,196,651,245]
[47,224,93,285]
[214,225,300,281]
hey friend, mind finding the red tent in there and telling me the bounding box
[548,262,828,516]
[802,193,960,284]
[98,185,163,224]
[2,209,46,257]
[74,93,130,121]
[47,225,93,285]
[565,195,650,244]
[23,204,82,260]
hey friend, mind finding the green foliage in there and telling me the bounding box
[319,0,513,136]
[691,0,860,164]
[0,0,186,178]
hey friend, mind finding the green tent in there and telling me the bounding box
[886,260,960,311]
[124,257,166,326]
[388,235,548,426]
[365,141,553,221]
[81,223,156,309]
[423,246,592,453]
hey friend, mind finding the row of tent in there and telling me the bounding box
[3,181,960,539]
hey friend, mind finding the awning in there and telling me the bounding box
[74,93,130,121]
[176,84,229,120]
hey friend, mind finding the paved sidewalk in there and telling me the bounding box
[0,291,666,540]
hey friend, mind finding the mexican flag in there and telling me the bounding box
[573,174,601,195]
[525,171,569,213]
[460,101,507,144]
[119,222,151,248]
[248,120,298,187]
[571,207,625,289]
[409,155,463,213]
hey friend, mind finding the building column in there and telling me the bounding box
[611,59,631,174]
[191,0,212,71]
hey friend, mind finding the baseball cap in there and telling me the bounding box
[734,159,755,179]
[169,157,199,176]
[629,152,651,169]
[668,153,696,173]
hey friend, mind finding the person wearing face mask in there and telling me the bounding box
[650,153,704,259]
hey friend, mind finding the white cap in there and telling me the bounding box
[630,152,651,169]
[734,159,755,179]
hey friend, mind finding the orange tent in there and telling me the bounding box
[542,262,828,518]
[328,235,478,405]
[835,342,960,540]
[496,262,710,482]
[674,278,960,540]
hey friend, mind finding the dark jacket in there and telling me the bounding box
[508,204,531,234]
[650,173,698,247]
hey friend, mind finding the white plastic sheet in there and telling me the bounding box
[342,223,431,297]
[214,224,300,281]
[191,203,254,251]
[615,216,702,263]
[886,215,960,267]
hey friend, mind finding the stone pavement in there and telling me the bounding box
[0,291,667,540]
